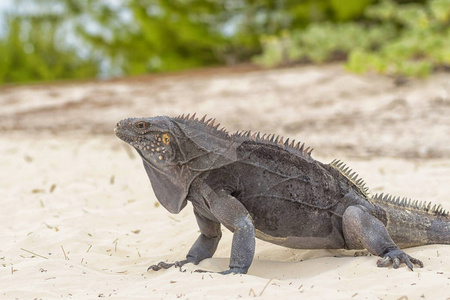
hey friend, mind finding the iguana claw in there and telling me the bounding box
[147,259,189,271]
[377,250,424,271]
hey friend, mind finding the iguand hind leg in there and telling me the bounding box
[342,205,424,270]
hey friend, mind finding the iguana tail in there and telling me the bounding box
[371,193,450,247]
[329,160,450,247]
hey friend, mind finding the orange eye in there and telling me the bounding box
[136,122,146,129]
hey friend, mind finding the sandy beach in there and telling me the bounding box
[1,64,449,299]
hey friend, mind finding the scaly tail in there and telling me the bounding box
[371,193,450,247]
[331,159,450,269]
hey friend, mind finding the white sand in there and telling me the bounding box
[1,65,450,299]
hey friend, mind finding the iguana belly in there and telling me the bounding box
[255,227,345,249]
[241,193,347,249]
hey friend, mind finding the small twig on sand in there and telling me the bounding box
[20,248,48,260]
[259,279,272,296]
[61,245,69,260]
[112,238,119,252]
[168,216,181,222]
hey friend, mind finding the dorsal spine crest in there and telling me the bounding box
[330,159,370,197]
[372,193,448,217]
[174,113,229,136]
[228,128,314,160]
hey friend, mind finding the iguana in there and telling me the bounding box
[115,114,450,274]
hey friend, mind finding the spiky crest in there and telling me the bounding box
[176,113,315,161]
[174,113,230,138]
[372,193,449,217]
[329,159,449,217]
[330,159,371,197]
[231,129,314,161]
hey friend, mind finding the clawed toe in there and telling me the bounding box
[409,256,424,268]
[147,261,174,271]
[147,259,189,272]
[377,256,392,268]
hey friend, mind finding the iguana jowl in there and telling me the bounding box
[115,114,450,274]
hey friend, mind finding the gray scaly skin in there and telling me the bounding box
[115,114,450,274]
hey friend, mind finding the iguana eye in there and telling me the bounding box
[162,133,170,145]
[136,122,146,129]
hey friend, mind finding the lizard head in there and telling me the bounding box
[115,114,237,214]
[115,116,188,213]
[115,117,177,165]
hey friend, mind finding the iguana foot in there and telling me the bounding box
[219,267,248,275]
[376,250,424,271]
[147,259,189,271]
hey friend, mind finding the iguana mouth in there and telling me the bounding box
[115,127,147,145]
[114,127,133,143]
[114,126,155,166]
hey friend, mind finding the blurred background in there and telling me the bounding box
[0,0,449,84]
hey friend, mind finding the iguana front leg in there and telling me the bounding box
[147,208,222,272]
[186,209,222,265]
[201,186,255,274]
[343,205,424,270]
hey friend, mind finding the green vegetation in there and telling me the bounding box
[0,0,448,83]
[70,0,378,75]
[255,0,450,77]
[0,1,99,83]
[347,0,450,77]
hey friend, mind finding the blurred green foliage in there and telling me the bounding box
[0,1,99,83]
[256,0,450,77]
[0,0,447,83]
[347,0,450,77]
[73,0,377,75]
